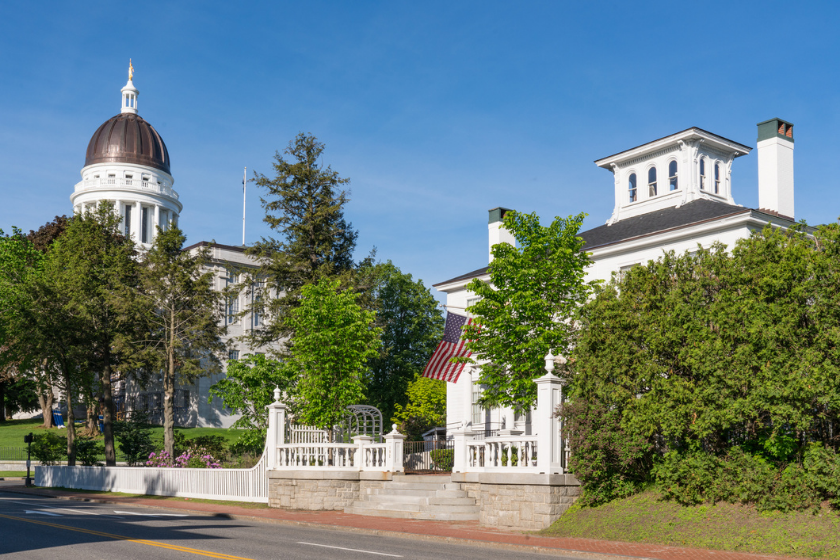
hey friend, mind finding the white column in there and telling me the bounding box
[535,350,565,474]
[133,201,142,243]
[265,388,287,470]
[384,424,405,473]
[153,205,160,243]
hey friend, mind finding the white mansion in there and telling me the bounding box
[68,66,263,428]
[435,119,799,435]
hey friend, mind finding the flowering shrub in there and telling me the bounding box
[146,445,221,469]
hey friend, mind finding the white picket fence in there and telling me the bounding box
[35,451,268,503]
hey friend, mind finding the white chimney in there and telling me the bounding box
[488,207,515,262]
[757,118,794,219]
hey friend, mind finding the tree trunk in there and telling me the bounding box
[38,388,55,429]
[101,353,117,466]
[163,311,176,459]
[85,399,98,436]
[64,369,76,466]
[0,381,6,422]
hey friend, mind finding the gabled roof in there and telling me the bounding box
[433,199,792,288]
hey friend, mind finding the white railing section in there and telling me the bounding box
[35,450,268,503]
[467,435,539,472]
[74,178,180,200]
[361,443,387,471]
[276,443,357,470]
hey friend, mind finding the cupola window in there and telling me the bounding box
[648,167,657,197]
[628,173,637,202]
[714,163,721,194]
[668,161,678,191]
[700,159,706,190]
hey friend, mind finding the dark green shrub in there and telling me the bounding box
[113,412,155,466]
[75,436,104,466]
[230,430,265,456]
[31,431,66,465]
[430,448,453,470]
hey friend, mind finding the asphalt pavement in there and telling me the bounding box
[0,490,579,560]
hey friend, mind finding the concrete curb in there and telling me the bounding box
[0,486,648,560]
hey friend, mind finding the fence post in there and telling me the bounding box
[452,423,473,473]
[535,350,566,474]
[265,388,287,470]
[384,424,405,472]
[353,435,372,470]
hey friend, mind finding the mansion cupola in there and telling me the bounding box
[69,61,182,248]
[594,128,752,225]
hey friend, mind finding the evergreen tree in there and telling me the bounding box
[45,204,142,466]
[138,227,225,459]
[365,262,444,422]
[247,133,359,347]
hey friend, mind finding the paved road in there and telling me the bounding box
[0,490,578,560]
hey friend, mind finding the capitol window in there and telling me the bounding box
[668,160,678,191]
[699,158,706,190]
[648,167,657,197]
[628,173,637,202]
[714,163,721,194]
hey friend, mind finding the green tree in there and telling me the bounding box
[365,262,444,422]
[209,354,296,453]
[138,226,225,459]
[45,204,142,466]
[288,278,382,431]
[461,210,591,411]
[391,374,447,441]
[248,133,359,347]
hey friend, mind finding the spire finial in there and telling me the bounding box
[129,59,134,81]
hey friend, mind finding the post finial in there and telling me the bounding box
[129,59,134,81]
[273,387,281,402]
[544,350,555,374]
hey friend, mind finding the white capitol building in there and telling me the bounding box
[65,64,264,428]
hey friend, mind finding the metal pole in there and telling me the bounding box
[25,432,32,487]
[242,167,247,246]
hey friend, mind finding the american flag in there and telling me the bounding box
[422,312,474,383]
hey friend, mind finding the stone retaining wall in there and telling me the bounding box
[267,471,393,511]
[452,473,580,531]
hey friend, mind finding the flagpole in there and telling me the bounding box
[242,167,247,246]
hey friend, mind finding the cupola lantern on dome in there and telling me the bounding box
[121,59,138,115]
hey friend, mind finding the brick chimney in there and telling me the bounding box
[757,118,794,220]
[488,207,514,262]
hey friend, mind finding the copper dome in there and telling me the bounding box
[84,113,170,174]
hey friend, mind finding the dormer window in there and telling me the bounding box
[628,173,637,202]
[714,163,720,194]
[699,159,706,190]
[668,161,678,191]
[648,167,657,197]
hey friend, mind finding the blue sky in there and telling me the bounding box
[2,1,840,302]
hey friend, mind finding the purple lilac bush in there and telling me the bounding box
[146,446,221,469]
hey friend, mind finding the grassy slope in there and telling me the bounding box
[0,418,242,456]
[542,491,840,558]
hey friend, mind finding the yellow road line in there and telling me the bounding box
[0,513,256,560]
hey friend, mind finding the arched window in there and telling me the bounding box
[714,163,721,194]
[648,167,657,197]
[668,161,678,191]
[699,158,706,190]
[628,173,637,202]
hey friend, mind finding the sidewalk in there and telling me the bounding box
[1,485,795,560]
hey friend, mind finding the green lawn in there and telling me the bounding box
[0,471,27,477]
[0,417,243,461]
[542,490,840,558]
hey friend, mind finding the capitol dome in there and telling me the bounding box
[84,112,170,174]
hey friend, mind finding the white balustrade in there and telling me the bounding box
[466,435,539,472]
[275,443,358,470]
[74,177,180,200]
